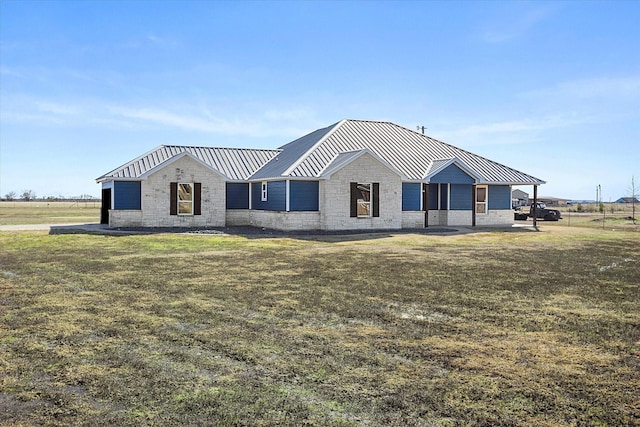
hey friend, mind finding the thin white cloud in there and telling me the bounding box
[263,108,316,122]
[1,95,83,125]
[436,113,589,147]
[522,76,640,100]
[145,33,178,48]
[1,111,70,126]
[2,93,324,141]
[437,75,640,147]
[34,100,81,116]
[120,33,179,50]
[107,105,316,138]
[481,4,559,43]
[109,106,221,132]
[0,66,25,78]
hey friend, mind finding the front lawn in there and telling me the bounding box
[1,227,638,426]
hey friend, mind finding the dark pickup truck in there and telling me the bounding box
[514,203,562,221]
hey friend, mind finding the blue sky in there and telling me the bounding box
[1,0,638,200]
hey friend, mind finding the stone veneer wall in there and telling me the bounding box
[109,155,226,228]
[428,210,441,226]
[249,211,321,231]
[109,210,143,227]
[402,211,453,228]
[401,211,425,228]
[402,209,513,228]
[227,209,320,230]
[476,209,514,226]
[225,209,251,227]
[446,210,473,226]
[320,153,403,230]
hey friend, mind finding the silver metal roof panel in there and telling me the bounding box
[97,119,544,186]
[279,120,543,185]
[249,123,338,180]
[97,145,280,182]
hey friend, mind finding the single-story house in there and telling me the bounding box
[97,119,545,230]
[615,197,639,204]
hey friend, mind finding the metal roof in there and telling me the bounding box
[97,145,280,182]
[249,123,337,180]
[97,120,545,186]
[254,119,544,185]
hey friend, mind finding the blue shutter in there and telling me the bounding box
[402,183,421,211]
[290,181,319,211]
[114,181,141,210]
[226,183,249,209]
[450,184,473,210]
[488,185,511,210]
[251,181,286,211]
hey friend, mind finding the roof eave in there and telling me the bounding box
[96,177,143,183]
[478,180,547,186]
[96,144,169,183]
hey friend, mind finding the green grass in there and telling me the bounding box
[551,210,638,231]
[0,201,100,225]
[1,228,639,426]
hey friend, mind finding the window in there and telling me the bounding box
[178,183,194,215]
[356,183,371,216]
[261,181,268,202]
[476,185,487,214]
[170,182,201,216]
[350,182,379,218]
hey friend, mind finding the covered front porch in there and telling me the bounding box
[401,156,545,229]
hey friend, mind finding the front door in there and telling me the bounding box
[100,188,111,224]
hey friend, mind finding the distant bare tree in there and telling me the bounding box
[629,176,638,224]
[4,191,16,201]
[20,189,36,201]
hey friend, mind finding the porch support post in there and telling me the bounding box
[472,184,477,227]
[533,184,538,229]
[286,179,290,212]
[422,183,429,228]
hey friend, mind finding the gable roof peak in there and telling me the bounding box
[424,157,485,182]
[318,148,407,179]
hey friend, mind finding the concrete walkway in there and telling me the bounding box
[0,223,113,233]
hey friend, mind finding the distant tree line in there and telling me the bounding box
[2,190,98,202]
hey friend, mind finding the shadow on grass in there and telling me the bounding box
[47,223,487,242]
